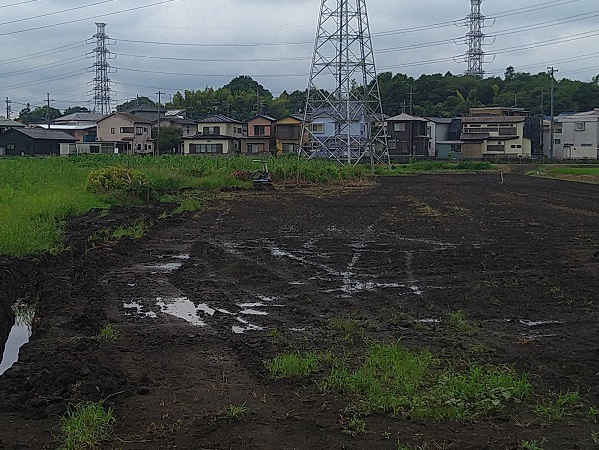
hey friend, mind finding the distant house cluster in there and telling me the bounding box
[1,105,598,161]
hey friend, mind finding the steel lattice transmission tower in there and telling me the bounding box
[462,0,491,77]
[89,23,115,114]
[300,0,389,166]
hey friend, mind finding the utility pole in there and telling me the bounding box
[46,93,55,129]
[5,97,12,120]
[548,67,558,159]
[409,86,414,115]
[156,91,165,156]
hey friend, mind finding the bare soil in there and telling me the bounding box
[1,174,599,450]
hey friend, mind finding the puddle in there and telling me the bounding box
[415,318,441,324]
[232,317,264,334]
[124,301,157,318]
[145,262,184,273]
[156,296,206,326]
[519,320,563,327]
[173,254,190,260]
[0,304,35,376]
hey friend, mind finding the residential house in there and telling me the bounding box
[386,113,430,158]
[461,107,541,159]
[301,102,369,159]
[242,115,276,156]
[182,114,244,156]
[544,109,599,159]
[0,117,25,137]
[0,128,77,156]
[96,112,155,154]
[274,115,304,155]
[426,117,463,159]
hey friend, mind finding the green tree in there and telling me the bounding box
[116,96,155,112]
[18,105,61,124]
[63,106,90,116]
[153,125,182,154]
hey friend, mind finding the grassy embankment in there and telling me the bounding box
[532,165,599,183]
[0,156,494,257]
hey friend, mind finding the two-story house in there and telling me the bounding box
[544,109,599,160]
[385,113,430,158]
[96,112,155,155]
[461,107,541,160]
[242,115,276,156]
[182,114,244,156]
[274,115,304,155]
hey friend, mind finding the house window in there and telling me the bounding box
[190,143,222,154]
[309,123,324,134]
[136,127,144,135]
[202,126,221,135]
[6,143,15,152]
[581,143,593,147]
[136,143,142,150]
[427,126,432,137]
[388,140,397,150]
[186,127,190,134]
[554,139,561,144]
[90,145,100,154]
[120,127,134,134]
[393,123,406,132]
[110,127,116,134]
[555,128,562,134]
[247,143,265,154]
[254,125,266,136]
[575,122,585,131]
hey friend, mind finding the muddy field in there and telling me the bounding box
[1,174,599,450]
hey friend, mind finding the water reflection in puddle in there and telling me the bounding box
[233,317,263,334]
[520,320,563,327]
[124,301,157,319]
[156,297,206,326]
[0,304,35,376]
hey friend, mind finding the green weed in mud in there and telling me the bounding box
[273,341,531,421]
[264,351,319,379]
[57,401,116,450]
[218,402,249,421]
[94,323,121,342]
[447,310,476,335]
[342,416,366,436]
[518,438,546,450]
[112,219,152,240]
[376,161,493,175]
[534,391,582,423]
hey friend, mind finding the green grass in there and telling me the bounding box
[544,166,599,176]
[276,341,531,421]
[111,219,152,239]
[534,391,582,423]
[218,402,249,421]
[94,323,121,342]
[57,401,116,450]
[447,310,476,335]
[0,155,372,256]
[518,438,546,450]
[264,351,319,379]
[376,161,493,175]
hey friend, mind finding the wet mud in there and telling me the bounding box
[1,174,599,449]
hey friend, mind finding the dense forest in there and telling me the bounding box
[17,69,599,124]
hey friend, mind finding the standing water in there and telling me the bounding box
[0,304,34,376]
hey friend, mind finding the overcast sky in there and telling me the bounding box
[1,0,598,115]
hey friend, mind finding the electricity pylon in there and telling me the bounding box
[461,0,493,77]
[300,0,389,167]
[89,23,116,114]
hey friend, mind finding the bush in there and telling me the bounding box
[86,166,152,200]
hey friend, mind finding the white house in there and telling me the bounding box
[545,109,599,160]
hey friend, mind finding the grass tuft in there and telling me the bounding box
[57,401,116,450]
[94,323,121,342]
[218,402,249,421]
[264,352,319,379]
